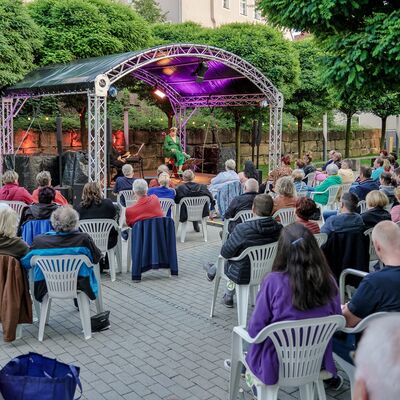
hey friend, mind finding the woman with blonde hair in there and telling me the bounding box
[0,207,29,259]
[338,159,354,184]
[272,176,297,214]
[361,190,391,230]
[148,172,175,217]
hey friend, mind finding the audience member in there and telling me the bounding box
[383,158,391,173]
[148,172,175,217]
[321,150,337,171]
[0,170,33,204]
[354,315,400,400]
[371,157,384,181]
[208,159,240,196]
[362,190,391,230]
[149,164,176,189]
[379,172,395,202]
[303,152,316,176]
[338,159,354,184]
[21,206,102,302]
[205,194,282,307]
[272,176,297,214]
[309,164,342,205]
[321,192,364,235]
[113,164,136,203]
[292,169,307,193]
[238,160,259,185]
[175,170,214,232]
[390,152,399,169]
[295,197,320,234]
[245,223,341,387]
[267,154,292,187]
[390,187,400,223]
[349,166,379,201]
[333,152,342,169]
[0,207,29,259]
[125,179,163,227]
[32,171,68,206]
[380,149,388,157]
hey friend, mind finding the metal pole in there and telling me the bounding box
[323,113,328,161]
[123,109,129,151]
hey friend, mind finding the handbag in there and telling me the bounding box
[91,311,110,332]
[0,352,82,400]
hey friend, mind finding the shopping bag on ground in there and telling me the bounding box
[0,352,82,400]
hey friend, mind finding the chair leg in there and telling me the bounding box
[299,383,315,400]
[315,380,327,400]
[210,275,221,318]
[258,384,279,400]
[202,218,208,242]
[93,264,104,313]
[77,292,92,340]
[38,295,51,341]
[180,221,188,243]
[127,228,132,272]
[229,332,243,400]
[107,249,116,282]
[15,324,23,340]
[116,238,123,273]
[236,285,250,326]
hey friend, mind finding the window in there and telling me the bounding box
[240,0,247,16]
[223,0,230,9]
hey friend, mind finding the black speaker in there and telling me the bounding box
[251,120,258,147]
[72,184,85,208]
[56,116,63,186]
[256,119,263,146]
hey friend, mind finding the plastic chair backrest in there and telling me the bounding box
[159,198,175,217]
[259,316,345,387]
[31,255,91,299]
[179,196,210,222]
[221,210,254,243]
[314,232,328,247]
[326,185,342,206]
[119,190,135,207]
[358,200,367,214]
[0,200,27,217]
[79,219,118,253]
[272,207,296,226]
[364,227,378,263]
[341,183,352,194]
[304,172,316,187]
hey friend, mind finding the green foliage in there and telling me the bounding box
[28,0,152,65]
[151,22,209,45]
[0,0,42,89]
[131,0,166,24]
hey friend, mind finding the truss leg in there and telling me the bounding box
[268,103,283,172]
[87,93,107,194]
[1,98,15,176]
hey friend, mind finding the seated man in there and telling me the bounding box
[349,166,379,201]
[125,179,163,227]
[32,171,68,206]
[175,169,215,232]
[334,221,400,364]
[371,157,384,181]
[224,178,259,233]
[113,164,136,206]
[208,159,240,197]
[206,194,282,307]
[21,206,102,302]
[0,170,33,204]
[379,172,395,202]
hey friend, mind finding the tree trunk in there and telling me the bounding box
[380,116,387,150]
[234,111,241,169]
[345,112,352,158]
[80,106,87,150]
[297,117,303,158]
[167,113,173,129]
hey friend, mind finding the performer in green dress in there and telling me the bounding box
[163,127,190,175]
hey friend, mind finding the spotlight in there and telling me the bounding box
[108,85,118,98]
[153,88,166,99]
[194,61,209,83]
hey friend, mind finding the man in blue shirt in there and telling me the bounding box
[371,157,384,181]
[349,166,379,201]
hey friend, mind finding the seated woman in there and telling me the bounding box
[163,127,190,176]
[303,152,316,176]
[149,164,176,189]
[308,164,342,205]
[272,176,297,214]
[379,172,395,202]
[245,223,341,389]
[292,169,307,193]
[338,159,355,184]
[295,197,320,234]
[32,171,68,206]
[390,187,400,223]
[238,160,259,185]
[260,154,292,192]
[148,172,175,217]
[362,190,391,230]
[0,207,29,259]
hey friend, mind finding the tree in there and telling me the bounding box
[0,0,42,89]
[284,39,333,157]
[151,21,209,45]
[131,0,166,24]
[257,0,400,93]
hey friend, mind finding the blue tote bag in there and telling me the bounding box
[0,353,82,400]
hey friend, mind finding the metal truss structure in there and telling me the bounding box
[1,44,284,188]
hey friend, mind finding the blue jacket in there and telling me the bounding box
[148,186,176,217]
[349,179,379,201]
[321,212,365,235]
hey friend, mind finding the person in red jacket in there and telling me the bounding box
[31,171,68,206]
[125,179,163,227]
[0,170,33,204]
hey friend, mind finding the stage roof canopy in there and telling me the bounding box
[5,44,281,108]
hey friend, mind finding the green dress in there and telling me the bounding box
[163,135,187,166]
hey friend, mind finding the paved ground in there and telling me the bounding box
[0,225,351,399]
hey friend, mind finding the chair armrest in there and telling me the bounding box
[339,268,368,303]
[340,312,391,334]
[233,326,257,344]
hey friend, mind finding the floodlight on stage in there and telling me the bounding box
[108,85,118,98]
[153,88,167,99]
[194,61,209,83]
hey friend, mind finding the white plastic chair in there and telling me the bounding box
[229,315,346,400]
[31,255,92,341]
[304,172,316,187]
[210,242,278,326]
[314,232,328,247]
[221,210,254,244]
[159,197,175,218]
[79,219,122,281]
[118,190,135,207]
[396,221,400,228]
[177,196,210,243]
[363,227,379,270]
[310,184,341,210]
[340,183,352,194]
[272,207,296,226]
[0,200,27,219]
[358,200,367,214]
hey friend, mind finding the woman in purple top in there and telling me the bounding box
[246,223,341,386]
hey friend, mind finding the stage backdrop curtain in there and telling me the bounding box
[130,217,178,281]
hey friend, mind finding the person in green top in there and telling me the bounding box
[163,127,190,175]
[308,163,342,205]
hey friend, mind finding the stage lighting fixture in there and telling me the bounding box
[194,61,209,83]
[153,88,167,99]
[108,85,118,98]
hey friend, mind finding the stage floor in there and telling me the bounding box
[139,170,215,185]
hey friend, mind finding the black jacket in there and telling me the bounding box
[224,191,257,232]
[18,203,59,235]
[175,182,215,222]
[361,207,391,230]
[222,217,282,284]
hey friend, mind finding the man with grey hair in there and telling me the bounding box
[112,164,136,206]
[21,206,102,302]
[32,170,68,205]
[0,170,33,204]
[125,179,163,227]
[354,315,400,400]
[208,158,240,196]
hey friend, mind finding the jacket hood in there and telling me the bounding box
[29,203,58,220]
[244,217,282,236]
